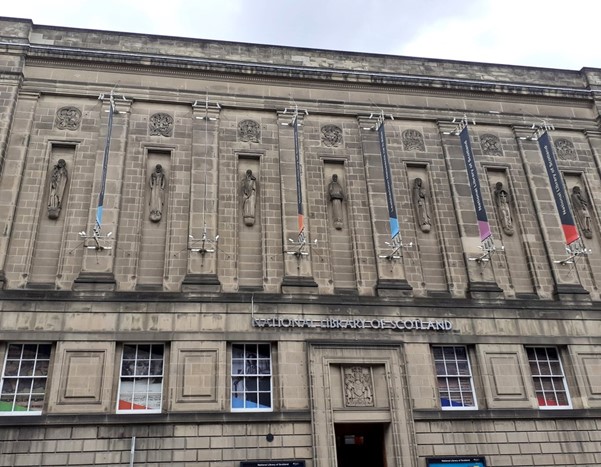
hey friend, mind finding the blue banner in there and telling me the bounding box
[459,126,491,242]
[377,122,400,242]
[293,116,304,240]
[537,131,579,245]
[95,101,114,234]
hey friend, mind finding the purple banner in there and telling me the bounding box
[459,126,491,242]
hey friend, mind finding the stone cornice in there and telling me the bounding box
[13,43,593,102]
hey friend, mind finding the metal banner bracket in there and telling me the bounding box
[554,242,591,265]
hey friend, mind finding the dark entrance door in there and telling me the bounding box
[334,423,386,467]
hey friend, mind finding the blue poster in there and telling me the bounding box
[427,457,486,467]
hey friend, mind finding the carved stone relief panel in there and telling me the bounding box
[321,125,343,147]
[55,106,82,131]
[402,129,425,151]
[149,113,174,137]
[480,134,502,156]
[343,366,374,407]
[238,120,261,142]
[555,138,575,160]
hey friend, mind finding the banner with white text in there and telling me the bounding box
[538,131,579,245]
[459,126,492,242]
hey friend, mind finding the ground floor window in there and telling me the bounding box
[231,343,272,411]
[526,346,571,408]
[432,345,477,410]
[117,343,164,413]
[0,343,51,414]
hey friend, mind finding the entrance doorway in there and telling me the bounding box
[335,423,386,467]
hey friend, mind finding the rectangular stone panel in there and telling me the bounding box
[478,345,533,409]
[571,345,601,408]
[169,341,225,411]
[182,351,217,399]
[64,353,104,399]
[48,341,115,413]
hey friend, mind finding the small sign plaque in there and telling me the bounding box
[240,462,305,467]
[427,457,486,467]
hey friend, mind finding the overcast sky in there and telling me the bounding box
[3,1,600,70]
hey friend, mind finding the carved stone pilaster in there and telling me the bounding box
[182,103,221,292]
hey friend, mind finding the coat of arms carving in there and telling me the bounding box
[343,366,374,407]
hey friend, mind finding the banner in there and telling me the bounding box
[459,126,491,242]
[293,116,304,240]
[538,131,579,245]
[377,122,400,243]
[95,101,114,234]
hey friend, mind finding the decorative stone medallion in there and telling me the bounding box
[555,138,575,160]
[321,125,343,147]
[480,134,502,156]
[402,129,425,151]
[343,366,374,407]
[238,120,261,143]
[149,113,174,137]
[55,106,82,131]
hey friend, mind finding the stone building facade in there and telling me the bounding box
[0,16,600,467]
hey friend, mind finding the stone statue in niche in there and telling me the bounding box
[493,182,514,236]
[343,366,374,407]
[328,174,345,230]
[412,178,431,233]
[47,159,68,219]
[571,186,593,239]
[55,107,82,131]
[241,169,257,226]
[149,164,166,222]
